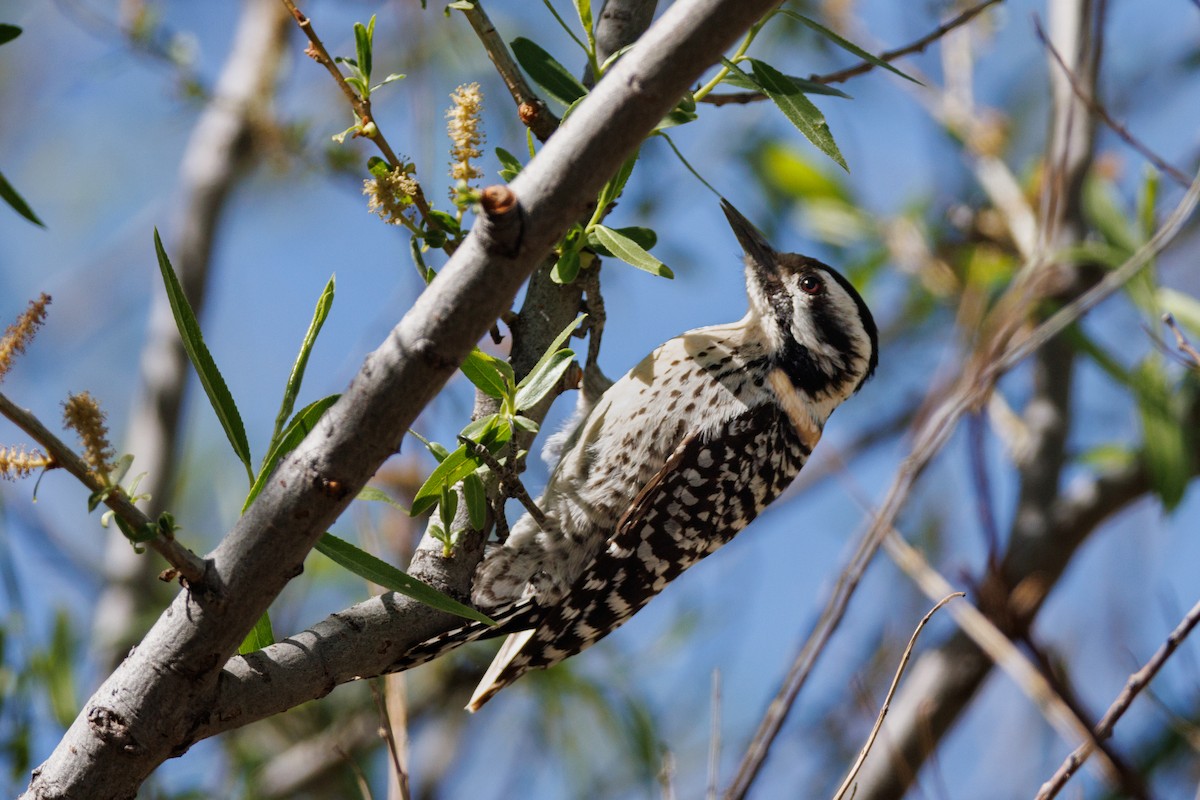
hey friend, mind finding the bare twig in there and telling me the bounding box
[0,392,208,586]
[457,435,548,528]
[1163,313,1200,369]
[1035,17,1192,189]
[457,1,559,141]
[701,0,1002,106]
[1035,597,1200,800]
[279,0,440,232]
[832,593,964,800]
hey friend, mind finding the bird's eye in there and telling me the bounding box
[799,274,825,296]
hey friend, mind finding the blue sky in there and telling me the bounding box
[2,1,1199,797]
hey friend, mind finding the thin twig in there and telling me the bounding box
[457,1,559,141]
[724,164,1200,800]
[456,435,547,527]
[832,592,964,800]
[1035,16,1191,189]
[1163,313,1200,369]
[1035,596,1200,800]
[371,679,411,800]
[279,0,440,232]
[0,392,208,586]
[701,0,1002,106]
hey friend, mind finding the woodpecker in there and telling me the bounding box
[400,200,877,711]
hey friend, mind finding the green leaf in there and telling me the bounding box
[354,17,374,83]
[411,420,512,515]
[746,59,847,171]
[520,313,585,393]
[268,276,334,457]
[591,225,673,278]
[515,349,575,411]
[778,10,920,84]
[552,246,581,284]
[427,209,461,237]
[315,532,495,624]
[511,37,587,107]
[0,24,20,46]
[459,412,502,443]
[512,414,540,433]
[243,394,341,513]
[154,230,253,481]
[588,226,656,256]
[573,0,593,42]
[463,472,487,530]
[496,147,523,181]
[370,73,405,93]
[721,68,852,99]
[460,348,514,399]
[0,169,44,227]
[1133,359,1191,511]
[357,485,410,513]
[239,612,275,654]
[597,152,639,211]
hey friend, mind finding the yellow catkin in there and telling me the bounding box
[364,167,421,226]
[62,391,116,477]
[0,445,53,480]
[0,293,51,381]
[446,82,484,187]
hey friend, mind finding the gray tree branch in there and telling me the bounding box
[22,1,780,796]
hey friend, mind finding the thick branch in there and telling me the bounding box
[23,2,782,795]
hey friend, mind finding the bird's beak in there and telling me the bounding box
[721,199,776,270]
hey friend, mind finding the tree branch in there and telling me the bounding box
[22,2,784,795]
[458,1,560,141]
[1035,596,1200,799]
[701,0,1002,106]
[0,392,208,586]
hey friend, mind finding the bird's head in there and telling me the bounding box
[721,199,878,400]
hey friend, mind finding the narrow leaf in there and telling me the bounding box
[0,24,20,46]
[463,472,487,530]
[573,0,593,41]
[496,147,523,181]
[779,10,920,84]
[588,226,656,256]
[354,19,372,82]
[315,532,495,624]
[460,348,512,399]
[154,230,253,480]
[0,170,44,227]
[597,151,639,210]
[411,422,511,515]
[243,394,341,512]
[515,349,575,411]
[519,312,586,394]
[511,37,587,107]
[592,225,674,278]
[239,612,275,654]
[747,59,847,171]
[268,275,335,455]
[357,485,410,513]
[721,68,852,98]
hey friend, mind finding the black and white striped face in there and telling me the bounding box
[721,201,878,400]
